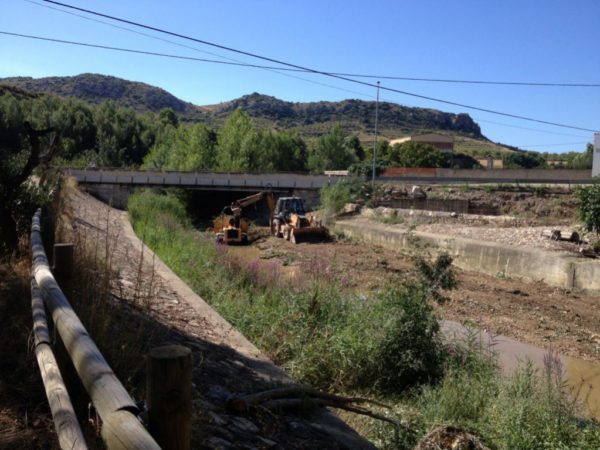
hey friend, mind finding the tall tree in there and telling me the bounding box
[0,92,58,252]
[216,109,261,171]
[143,123,216,171]
[387,141,447,168]
[307,125,358,172]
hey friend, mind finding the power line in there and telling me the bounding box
[514,141,588,148]
[0,30,384,103]
[21,0,387,104]
[40,0,599,133]
[20,1,600,89]
[326,74,600,88]
[472,117,590,139]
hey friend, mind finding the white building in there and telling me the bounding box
[592,133,600,177]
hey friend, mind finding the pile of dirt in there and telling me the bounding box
[376,184,579,225]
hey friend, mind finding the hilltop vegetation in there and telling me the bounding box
[3,74,484,140]
[2,73,206,120]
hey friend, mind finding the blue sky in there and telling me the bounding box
[1,0,599,152]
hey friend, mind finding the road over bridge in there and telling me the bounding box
[68,169,342,191]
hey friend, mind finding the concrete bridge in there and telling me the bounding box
[68,169,343,209]
[68,169,340,191]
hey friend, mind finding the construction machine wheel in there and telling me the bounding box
[271,220,284,238]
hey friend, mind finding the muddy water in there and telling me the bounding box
[565,356,600,419]
[442,320,600,420]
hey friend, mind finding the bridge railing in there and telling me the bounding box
[31,209,161,450]
[67,168,344,190]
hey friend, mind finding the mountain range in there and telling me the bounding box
[1,73,517,154]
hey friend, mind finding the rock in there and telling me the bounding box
[410,185,427,199]
[229,416,260,434]
[206,384,231,402]
[381,207,397,218]
[257,437,277,448]
[208,411,229,427]
[450,212,458,218]
[360,207,376,219]
[342,203,360,214]
[204,437,233,449]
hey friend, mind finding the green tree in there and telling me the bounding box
[503,151,547,169]
[576,183,600,234]
[0,92,57,251]
[564,143,593,169]
[216,109,261,171]
[93,101,155,166]
[259,131,307,171]
[345,135,365,161]
[158,107,179,128]
[307,125,358,172]
[387,141,447,168]
[143,123,216,171]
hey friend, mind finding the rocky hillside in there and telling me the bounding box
[1,73,206,119]
[205,92,483,141]
[2,73,494,144]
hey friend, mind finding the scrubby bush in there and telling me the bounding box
[576,183,600,234]
[358,283,445,392]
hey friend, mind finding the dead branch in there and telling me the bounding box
[226,386,397,425]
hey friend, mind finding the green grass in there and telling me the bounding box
[128,189,600,449]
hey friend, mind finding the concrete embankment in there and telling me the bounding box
[335,217,600,292]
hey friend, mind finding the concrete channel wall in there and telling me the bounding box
[335,218,600,292]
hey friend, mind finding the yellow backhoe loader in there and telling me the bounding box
[213,191,275,244]
[270,196,329,244]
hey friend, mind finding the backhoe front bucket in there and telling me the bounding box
[290,227,329,244]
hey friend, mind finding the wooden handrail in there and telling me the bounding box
[31,278,87,450]
[31,209,160,450]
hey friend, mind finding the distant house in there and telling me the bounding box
[389,133,454,153]
[476,156,504,169]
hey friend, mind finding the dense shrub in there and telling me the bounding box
[576,183,600,234]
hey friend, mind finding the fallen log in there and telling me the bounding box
[226,386,397,425]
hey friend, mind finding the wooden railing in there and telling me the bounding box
[31,209,161,449]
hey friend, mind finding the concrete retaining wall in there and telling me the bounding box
[335,218,600,292]
[436,168,590,181]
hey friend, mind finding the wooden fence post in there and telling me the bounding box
[32,211,160,449]
[147,345,192,450]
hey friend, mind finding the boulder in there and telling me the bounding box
[342,203,360,214]
[410,185,427,199]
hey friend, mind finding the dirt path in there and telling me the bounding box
[240,228,600,364]
[65,187,374,450]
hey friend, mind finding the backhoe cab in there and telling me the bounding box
[270,197,328,244]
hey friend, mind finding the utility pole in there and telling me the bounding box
[371,81,381,185]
